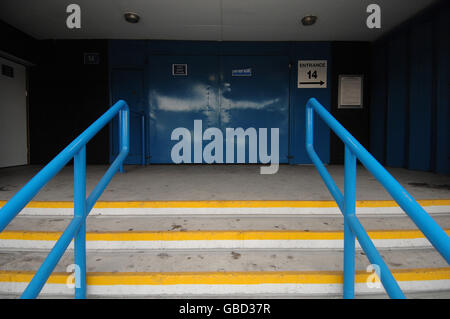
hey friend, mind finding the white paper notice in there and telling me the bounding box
[339,76,362,107]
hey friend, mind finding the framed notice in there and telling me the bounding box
[338,75,363,109]
[172,64,187,76]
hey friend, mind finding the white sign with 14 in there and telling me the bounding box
[297,60,327,88]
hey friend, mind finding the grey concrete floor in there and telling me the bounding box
[0,248,446,273]
[0,164,449,201]
[4,214,450,232]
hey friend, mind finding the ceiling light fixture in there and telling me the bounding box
[124,12,140,23]
[301,15,317,26]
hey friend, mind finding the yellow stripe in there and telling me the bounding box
[1,229,449,241]
[1,199,449,209]
[0,268,449,285]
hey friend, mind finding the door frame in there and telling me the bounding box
[0,53,31,168]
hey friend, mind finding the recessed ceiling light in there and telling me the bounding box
[124,12,140,23]
[301,15,317,26]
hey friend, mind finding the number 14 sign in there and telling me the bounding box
[297,60,327,88]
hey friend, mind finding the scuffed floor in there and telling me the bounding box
[0,164,449,201]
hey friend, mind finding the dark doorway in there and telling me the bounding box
[330,42,371,164]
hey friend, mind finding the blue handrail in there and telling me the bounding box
[306,97,450,299]
[0,100,130,298]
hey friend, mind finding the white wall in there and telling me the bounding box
[0,56,28,168]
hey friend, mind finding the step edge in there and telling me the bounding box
[0,268,449,285]
[2,199,450,209]
[1,229,449,241]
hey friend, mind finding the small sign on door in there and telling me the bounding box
[232,68,252,77]
[172,64,187,76]
[297,60,327,88]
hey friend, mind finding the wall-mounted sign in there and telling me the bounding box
[84,52,100,65]
[297,60,327,88]
[232,68,252,76]
[338,75,363,109]
[172,64,187,76]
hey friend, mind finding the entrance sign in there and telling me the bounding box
[297,60,327,88]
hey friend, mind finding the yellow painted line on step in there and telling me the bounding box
[1,199,450,209]
[1,229,449,241]
[0,268,449,285]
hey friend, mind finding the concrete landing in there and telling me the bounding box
[0,164,449,201]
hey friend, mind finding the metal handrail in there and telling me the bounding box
[306,97,450,299]
[0,100,130,298]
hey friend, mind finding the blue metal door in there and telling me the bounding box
[219,56,290,163]
[110,69,145,164]
[147,55,289,164]
[148,56,220,163]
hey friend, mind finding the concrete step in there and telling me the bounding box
[1,199,449,298]
[4,290,450,299]
[5,214,450,232]
[4,199,450,216]
[0,248,448,297]
[1,214,449,250]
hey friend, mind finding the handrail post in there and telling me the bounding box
[74,146,87,299]
[121,108,129,170]
[343,146,356,299]
[119,110,124,173]
[141,113,145,167]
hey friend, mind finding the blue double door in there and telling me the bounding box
[111,55,290,164]
[147,55,290,164]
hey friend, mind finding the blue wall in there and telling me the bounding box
[386,35,408,167]
[370,3,450,174]
[109,40,331,165]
